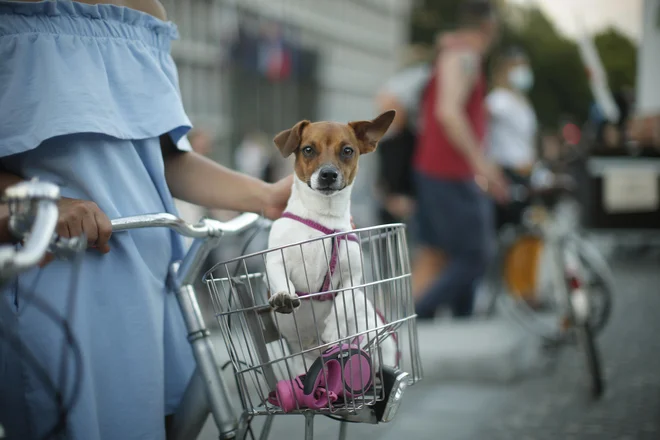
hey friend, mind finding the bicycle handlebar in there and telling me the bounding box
[1,180,264,280]
[111,212,263,237]
[509,174,576,203]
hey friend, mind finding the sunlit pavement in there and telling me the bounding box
[199,254,660,440]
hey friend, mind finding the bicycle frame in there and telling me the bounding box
[111,213,262,440]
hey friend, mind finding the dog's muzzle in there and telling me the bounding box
[311,165,344,193]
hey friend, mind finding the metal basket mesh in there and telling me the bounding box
[204,224,422,417]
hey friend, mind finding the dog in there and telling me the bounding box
[265,110,398,377]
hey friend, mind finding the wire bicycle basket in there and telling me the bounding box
[204,223,422,427]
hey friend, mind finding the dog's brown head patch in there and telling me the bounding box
[273,110,396,194]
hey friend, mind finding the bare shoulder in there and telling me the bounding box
[123,0,167,21]
[11,0,168,21]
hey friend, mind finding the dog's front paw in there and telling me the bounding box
[269,291,301,314]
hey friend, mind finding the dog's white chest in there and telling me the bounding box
[271,220,361,295]
[266,217,362,353]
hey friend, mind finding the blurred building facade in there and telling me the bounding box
[162,0,414,225]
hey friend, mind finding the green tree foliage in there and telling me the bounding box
[409,0,637,129]
[594,27,637,92]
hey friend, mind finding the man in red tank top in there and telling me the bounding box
[412,0,508,319]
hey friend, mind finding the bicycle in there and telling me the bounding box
[485,170,614,398]
[5,181,422,439]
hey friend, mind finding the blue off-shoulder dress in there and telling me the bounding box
[0,2,197,439]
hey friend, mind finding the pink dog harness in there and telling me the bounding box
[281,212,359,301]
[281,212,401,363]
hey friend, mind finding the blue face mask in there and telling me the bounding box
[508,65,534,92]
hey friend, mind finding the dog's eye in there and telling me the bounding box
[342,146,354,157]
[301,146,314,156]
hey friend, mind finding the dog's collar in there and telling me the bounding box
[281,211,358,301]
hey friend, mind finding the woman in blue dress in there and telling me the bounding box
[0,1,292,439]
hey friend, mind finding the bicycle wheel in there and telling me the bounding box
[576,322,605,398]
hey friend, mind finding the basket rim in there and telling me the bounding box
[203,222,407,281]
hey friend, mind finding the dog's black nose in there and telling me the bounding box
[319,167,339,184]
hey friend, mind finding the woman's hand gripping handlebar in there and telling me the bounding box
[0,180,85,279]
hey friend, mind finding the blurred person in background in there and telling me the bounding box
[486,46,538,230]
[374,45,433,226]
[540,130,562,166]
[485,47,551,308]
[602,122,622,148]
[613,85,635,141]
[412,0,508,320]
[589,85,634,148]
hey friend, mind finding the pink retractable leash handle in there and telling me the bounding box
[267,339,373,412]
[268,374,337,413]
[303,340,373,399]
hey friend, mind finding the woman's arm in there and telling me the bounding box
[437,51,509,203]
[160,135,291,219]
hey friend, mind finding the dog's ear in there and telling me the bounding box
[348,110,396,155]
[273,120,310,158]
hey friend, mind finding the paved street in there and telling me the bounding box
[478,256,660,440]
[200,251,660,440]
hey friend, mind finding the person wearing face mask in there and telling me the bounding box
[486,47,538,229]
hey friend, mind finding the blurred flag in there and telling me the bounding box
[575,19,620,123]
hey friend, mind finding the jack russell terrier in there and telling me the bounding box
[265,110,399,377]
